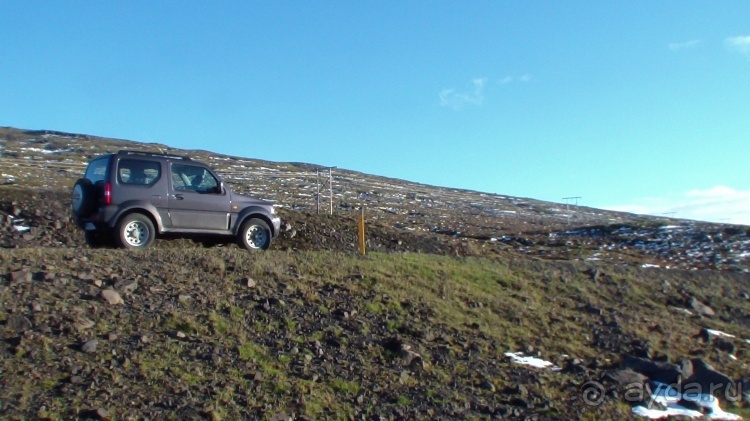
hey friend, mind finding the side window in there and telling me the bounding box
[84,157,109,183]
[171,171,187,190]
[171,164,219,193]
[118,159,161,186]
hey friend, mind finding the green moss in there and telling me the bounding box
[330,378,361,396]
[395,395,411,405]
[209,312,230,335]
[163,313,209,336]
[237,342,265,361]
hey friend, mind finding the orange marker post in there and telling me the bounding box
[358,207,366,255]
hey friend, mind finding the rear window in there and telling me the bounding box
[84,157,109,183]
[118,159,161,186]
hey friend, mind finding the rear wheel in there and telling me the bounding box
[238,218,272,251]
[116,213,155,249]
[72,179,95,217]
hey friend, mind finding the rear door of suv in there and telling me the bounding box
[167,162,231,231]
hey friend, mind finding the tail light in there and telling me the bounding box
[103,182,112,205]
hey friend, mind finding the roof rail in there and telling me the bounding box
[117,150,191,160]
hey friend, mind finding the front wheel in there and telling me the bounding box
[116,213,155,249]
[238,218,272,251]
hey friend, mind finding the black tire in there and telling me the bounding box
[72,178,95,217]
[238,218,272,251]
[115,213,155,249]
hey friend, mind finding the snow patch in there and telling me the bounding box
[632,405,703,419]
[8,216,30,232]
[14,224,30,233]
[633,382,742,420]
[20,147,56,154]
[707,329,736,339]
[504,352,561,371]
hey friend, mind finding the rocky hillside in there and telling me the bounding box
[1,126,750,420]
[1,126,748,272]
[3,245,750,420]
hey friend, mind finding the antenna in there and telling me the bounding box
[315,166,337,215]
[562,196,582,226]
[328,166,337,215]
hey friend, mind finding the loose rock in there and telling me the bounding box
[689,297,715,317]
[481,380,496,392]
[81,339,98,353]
[74,318,96,331]
[115,279,138,295]
[95,407,111,421]
[10,270,32,285]
[6,314,33,332]
[101,289,123,305]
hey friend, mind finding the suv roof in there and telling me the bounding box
[115,150,194,161]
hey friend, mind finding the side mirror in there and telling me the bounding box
[219,182,225,194]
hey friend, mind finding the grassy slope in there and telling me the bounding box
[2,247,749,419]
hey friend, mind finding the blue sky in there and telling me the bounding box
[2,1,749,224]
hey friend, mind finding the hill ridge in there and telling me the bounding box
[1,125,748,272]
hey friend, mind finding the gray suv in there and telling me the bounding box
[71,150,280,250]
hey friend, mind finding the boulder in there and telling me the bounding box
[605,369,648,387]
[682,359,735,400]
[621,356,680,385]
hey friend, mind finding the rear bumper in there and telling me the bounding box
[73,205,119,231]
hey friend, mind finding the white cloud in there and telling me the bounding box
[439,78,487,110]
[499,74,532,84]
[604,186,750,225]
[439,75,531,110]
[668,39,701,51]
[725,35,750,57]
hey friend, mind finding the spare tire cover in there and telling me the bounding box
[72,179,95,217]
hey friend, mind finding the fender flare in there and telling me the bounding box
[107,201,166,232]
[234,206,275,236]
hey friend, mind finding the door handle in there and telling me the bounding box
[173,194,184,200]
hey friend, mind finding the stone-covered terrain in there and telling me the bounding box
[1,126,748,272]
[1,126,750,420]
